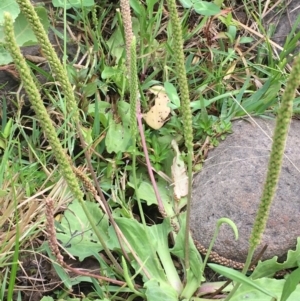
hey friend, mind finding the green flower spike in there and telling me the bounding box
[15,0,79,122]
[226,55,300,301]
[166,0,194,270]
[4,12,123,275]
[120,0,134,71]
[249,54,298,251]
[129,36,138,137]
[4,12,82,200]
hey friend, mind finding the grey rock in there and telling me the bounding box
[190,117,300,263]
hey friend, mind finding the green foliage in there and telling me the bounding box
[179,0,220,16]
[55,200,109,260]
[210,264,300,301]
[52,0,94,9]
[105,118,132,154]
[0,118,12,150]
[209,264,277,298]
[7,201,20,301]
[218,13,254,45]
[0,0,20,24]
[145,279,178,301]
[104,101,132,153]
[0,5,49,65]
[146,133,170,171]
[281,267,300,301]
[252,238,300,279]
[211,254,300,301]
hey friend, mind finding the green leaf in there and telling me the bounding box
[171,213,203,283]
[0,189,9,197]
[107,217,167,282]
[0,139,6,150]
[252,237,300,279]
[101,65,126,91]
[0,45,12,65]
[52,0,94,9]
[117,101,131,125]
[106,26,125,63]
[13,7,49,46]
[105,118,132,153]
[101,66,121,79]
[178,0,193,8]
[3,118,13,139]
[281,267,300,301]
[0,0,20,25]
[80,126,93,145]
[145,279,178,301]
[88,101,111,116]
[227,25,237,43]
[148,220,183,293]
[136,179,177,217]
[40,297,54,301]
[214,0,224,7]
[216,218,238,240]
[164,82,180,109]
[56,199,109,261]
[82,81,97,97]
[208,263,276,298]
[239,37,254,44]
[130,0,144,17]
[237,78,274,115]
[169,214,204,298]
[0,6,49,65]
[146,0,159,12]
[193,1,220,16]
[231,278,300,301]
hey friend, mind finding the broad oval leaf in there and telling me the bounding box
[52,0,94,9]
[178,0,193,8]
[0,0,20,25]
[193,1,220,16]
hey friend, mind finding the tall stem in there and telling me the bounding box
[165,0,194,270]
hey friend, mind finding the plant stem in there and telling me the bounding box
[15,0,80,122]
[225,54,300,300]
[165,0,194,271]
[4,11,123,276]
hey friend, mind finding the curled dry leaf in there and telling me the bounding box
[24,54,47,63]
[171,140,188,201]
[143,85,171,130]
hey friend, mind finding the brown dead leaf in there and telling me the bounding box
[143,86,171,130]
[24,54,47,63]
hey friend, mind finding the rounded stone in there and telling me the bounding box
[190,117,300,263]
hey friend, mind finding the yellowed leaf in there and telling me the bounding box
[143,86,171,130]
[148,85,166,94]
[171,140,188,200]
[224,61,237,80]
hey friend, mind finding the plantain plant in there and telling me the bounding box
[3,4,123,275]
[223,53,300,300]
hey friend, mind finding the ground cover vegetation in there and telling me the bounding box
[0,0,300,300]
